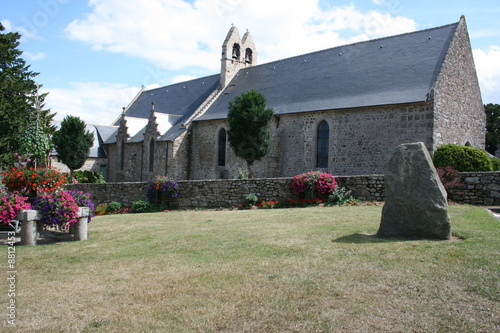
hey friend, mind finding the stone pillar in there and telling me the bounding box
[72,207,89,241]
[377,142,451,240]
[18,210,41,246]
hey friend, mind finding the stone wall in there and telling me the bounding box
[460,172,500,205]
[66,172,500,209]
[65,174,385,209]
[432,17,485,149]
[190,102,435,179]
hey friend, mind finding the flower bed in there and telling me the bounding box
[0,193,31,225]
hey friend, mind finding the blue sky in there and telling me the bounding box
[2,0,500,125]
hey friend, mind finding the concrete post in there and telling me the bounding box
[18,210,41,246]
[72,207,89,241]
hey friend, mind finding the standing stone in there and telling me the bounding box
[378,142,451,239]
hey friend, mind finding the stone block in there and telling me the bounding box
[378,142,451,239]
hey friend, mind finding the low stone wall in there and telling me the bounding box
[460,172,500,205]
[66,175,385,209]
[65,172,500,209]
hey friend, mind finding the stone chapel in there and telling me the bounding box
[99,16,484,182]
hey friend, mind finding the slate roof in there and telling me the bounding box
[50,122,117,158]
[196,22,458,121]
[90,124,117,157]
[109,74,220,142]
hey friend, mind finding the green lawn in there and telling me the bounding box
[3,205,499,332]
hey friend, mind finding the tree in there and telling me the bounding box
[18,88,54,167]
[485,103,500,155]
[52,115,94,176]
[227,90,274,178]
[0,23,54,167]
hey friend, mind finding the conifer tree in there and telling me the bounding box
[0,23,54,167]
[52,115,94,176]
[227,90,274,178]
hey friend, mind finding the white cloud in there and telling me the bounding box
[64,0,417,71]
[172,75,198,84]
[43,82,141,126]
[1,19,39,39]
[54,0,423,124]
[24,51,47,61]
[473,46,500,104]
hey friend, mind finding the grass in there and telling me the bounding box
[2,205,499,332]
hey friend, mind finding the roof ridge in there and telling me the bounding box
[247,21,459,69]
[144,73,220,92]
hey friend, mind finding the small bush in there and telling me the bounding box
[433,144,493,172]
[107,201,122,213]
[245,193,259,207]
[436,166,463,201]
[291,171,337,200]
[72,170,105,184]
[326,186,355,206]
[237,170,248,179]
[132,200,153,213]
[94,203,108,215]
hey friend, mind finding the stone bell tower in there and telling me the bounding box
[220,25,258,88]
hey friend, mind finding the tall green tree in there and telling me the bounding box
[18,88,54,167]
[0,23,54,167]
[52,115,94,176]
[227,90,274,178]
[485,103,500,155]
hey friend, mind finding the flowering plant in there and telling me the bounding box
[145,176,180,208]
[291,171,337,200]
[66,190,96,222]
[0,193,31,225]
[1,166,66,197]
[32,191,79,228]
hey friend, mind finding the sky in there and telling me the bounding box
[2,0,500,126]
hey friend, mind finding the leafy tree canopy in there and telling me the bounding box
[227,90,274,178]
[485,103,500,155]
[52,115,94,175]
[0,23,54,167]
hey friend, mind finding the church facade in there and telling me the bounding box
[102,17,484,182]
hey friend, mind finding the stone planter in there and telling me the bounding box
[17,207,90,246]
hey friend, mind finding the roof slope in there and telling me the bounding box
[108,74,220,142]
[117,74,220,123]
[197,22,458,121]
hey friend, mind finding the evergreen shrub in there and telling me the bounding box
[326,187,355,206]
[132,200,153,213]
[107,201,122,213]
[433,144,493,172]
[245,193,259,207]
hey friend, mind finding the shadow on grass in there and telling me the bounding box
[332,233,389,244]
[333,233,463,243]
[0,230,74,246]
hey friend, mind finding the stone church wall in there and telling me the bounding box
[50,157,107,174]
[190,102,434,179]
[432,18,485,149]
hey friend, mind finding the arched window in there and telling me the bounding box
[245,48,253,64]
[218,128,227,167]
[316,121,329,168]
[149,139,155,172]
[120,140,125,170]
[232,43,240,60]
